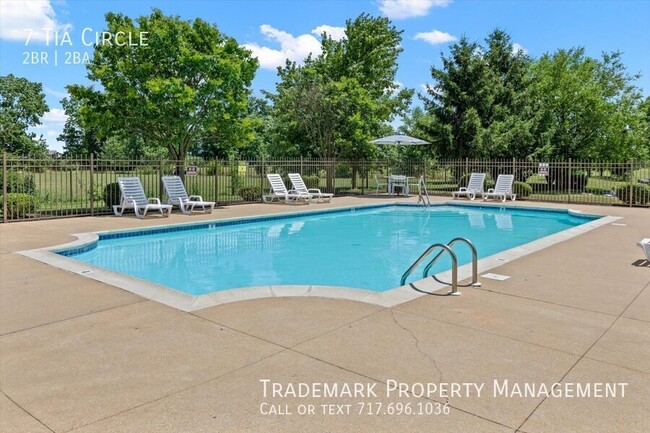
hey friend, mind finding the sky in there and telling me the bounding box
[1,0,649,152]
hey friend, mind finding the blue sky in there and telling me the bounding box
[1,0,648,152]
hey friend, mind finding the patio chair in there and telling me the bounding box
[452,173,486,200]
[374,174,388,196]
[638,238,650,262]
[288,173,333,203]
[162,175,215,214]
[263,174,311,204]
[113,177,172,219]
[482,174,516,202]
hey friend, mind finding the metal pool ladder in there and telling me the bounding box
[400,237,481,295]
[417,176,430,206]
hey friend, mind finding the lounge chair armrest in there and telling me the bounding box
[148,198,162,205]
[307,188,322,194]
[486,188,495,193]
[457,187,468,192]
[189,195,203,201]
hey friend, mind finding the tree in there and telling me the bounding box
[419,30,534,161]
[69,9,258,172]
[267,13,412,188]
[0,74,49,155]
[530,49,647,161]
[59,95,103,157]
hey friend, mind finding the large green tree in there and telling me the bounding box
[0,74,49,155]
[58,95,103,157]
[69,9,258,169]
[530,48,648,161]
[419,29,534,160]
[267,13,412,161]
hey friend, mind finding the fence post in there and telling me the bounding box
[90,153,94,216]
[300,155,303,176]
[629,159,634,207]
[567,158,573,203]
[2,151,6,224]
[465,157,469,175]
[214,156,219,204]
[261,155,265,202]
[69,161,74,206]
[158,158,164,198]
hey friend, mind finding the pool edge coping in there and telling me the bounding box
[17,201,620,312]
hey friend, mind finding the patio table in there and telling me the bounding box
[386,175,415,196]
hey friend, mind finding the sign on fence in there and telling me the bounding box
[538,163,549,176]
[186,166,198,176]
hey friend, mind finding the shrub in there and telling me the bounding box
[302,175,320,189]
[103,182,122,209]
[2,193,38,219]
[239,186,261,201]
[1,171,36,194]
[529,182,548,193]
[513,181,532,198]
[614,183,650,206]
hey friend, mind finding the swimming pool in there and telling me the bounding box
[56,203,601,295]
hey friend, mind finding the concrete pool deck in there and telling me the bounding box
[1,196,649,432]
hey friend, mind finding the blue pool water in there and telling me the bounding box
[61,204,599,294]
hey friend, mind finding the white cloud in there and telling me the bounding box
[379,0,451,20]
[414,30,457,45]
[243,24,323,69]
[29,108,67,151]
[0,0,72,44]
[44,87,69,99]
[311,25,346,41]
[42,108,67,125]
[512,42,528,55]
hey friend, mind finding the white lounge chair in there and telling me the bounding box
[483,174,516,202]
[263,174,310,204]
[638,238,650,262]
[288,173,333,203]
[162,175,215,214]
[113,177,172,219]
[452,173,486,200]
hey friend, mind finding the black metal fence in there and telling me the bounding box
[2,153,649,222]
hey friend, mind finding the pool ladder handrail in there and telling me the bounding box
[400,237,481,296]
[417,176,430,207]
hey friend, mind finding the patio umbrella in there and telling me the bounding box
[370,134,430,146]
